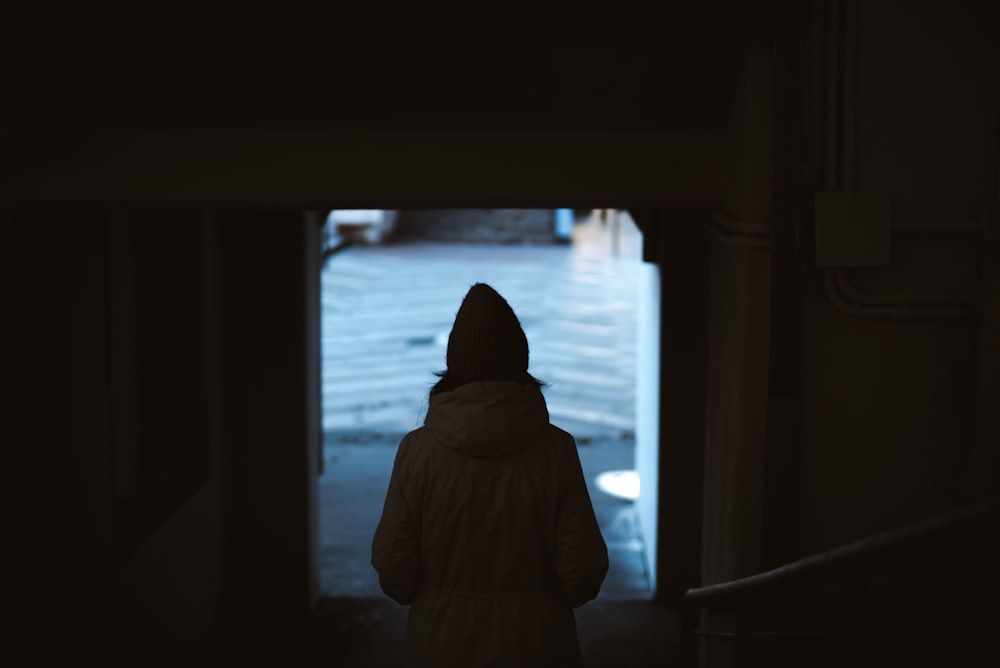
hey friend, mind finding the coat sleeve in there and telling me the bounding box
[371,436,421,605]
[553,445,609,607]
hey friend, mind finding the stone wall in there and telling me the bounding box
[394,209,559,243]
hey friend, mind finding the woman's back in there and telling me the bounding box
[371,284,608,667]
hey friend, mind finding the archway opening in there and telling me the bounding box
[317,208,656,602]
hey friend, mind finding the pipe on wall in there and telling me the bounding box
[833,268,982,308]
[822,270,983,320]
[818,0,987,320]
[892,221,985,235]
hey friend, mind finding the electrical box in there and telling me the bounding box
[814,192,892,267]
[984,199,1000,243]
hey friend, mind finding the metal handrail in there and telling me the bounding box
[686,498,1000,604]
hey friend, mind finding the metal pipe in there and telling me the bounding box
[823,270,982,319]
[842,0,857,190]
[834,269,982,307]
[892,221,985,235]
[686,499,1000,603]
[826,0,841,191]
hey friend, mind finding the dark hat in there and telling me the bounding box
[446,283,529,381]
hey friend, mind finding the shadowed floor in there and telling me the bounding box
[317,597,681,667]
[231,597,683,667]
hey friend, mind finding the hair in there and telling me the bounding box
[429,369,547,397]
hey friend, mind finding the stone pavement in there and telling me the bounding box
[320,210,641,437]
[318,211,652,603]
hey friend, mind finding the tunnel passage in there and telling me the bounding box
[317,209,656,604]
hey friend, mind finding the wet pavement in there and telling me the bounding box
[320,209,641,438]
[320,211,651,604]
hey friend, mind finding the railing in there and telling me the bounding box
[684,498,1000,668]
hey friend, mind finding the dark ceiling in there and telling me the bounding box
[4,2,767,133]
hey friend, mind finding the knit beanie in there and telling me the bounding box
[446,283,529,382]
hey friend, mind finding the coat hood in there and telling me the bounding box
[424,381,549,457]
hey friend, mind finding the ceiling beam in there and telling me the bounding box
[7,129,726,208]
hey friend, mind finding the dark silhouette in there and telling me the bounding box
[372,283,609,667]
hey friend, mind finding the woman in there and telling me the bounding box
[371,282,609,667]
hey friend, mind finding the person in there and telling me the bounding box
[371,282,609,667]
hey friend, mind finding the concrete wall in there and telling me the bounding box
[9,209,116,658]
[699,55,775,585]
[798,0,999,554]
[210,212,321,626]
[5,207,322,663]
[7,209,227,663]
[694,0,999,591]
[5,131,726,208]
[635,259,661,592]
[693,7,999,664]
[394,209,558,243]
[701,242,773,584]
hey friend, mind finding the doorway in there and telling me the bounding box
[317,208,655,601]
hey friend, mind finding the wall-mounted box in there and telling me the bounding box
[984,199,1000,242]
[814,192,891,267]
